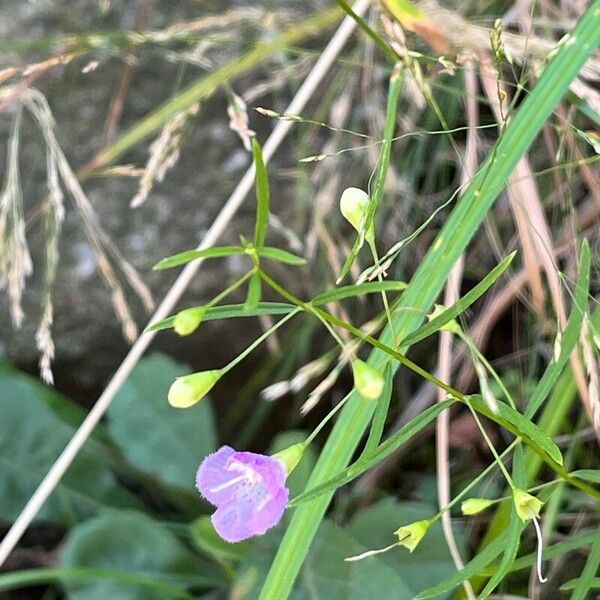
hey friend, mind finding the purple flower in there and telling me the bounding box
[196,446,289,543]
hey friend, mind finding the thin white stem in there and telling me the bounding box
[0,0,371,567]
[531,515,547,584]
[344,542,399,562]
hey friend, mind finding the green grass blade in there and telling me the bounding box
[0,567,215,599]
[525,239,590,418]
[570,532,600,600]
[288,399,452,507]
[259,5,600,598]
[252,138,269,250]
[414,532,508,599]
[401,251,516,347]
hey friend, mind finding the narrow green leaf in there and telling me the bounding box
[571,469,600,484]
[257,247,307,265]
[289,400,452,507]
[480,529,599,577]
[468,396,563,466]
[401,252,516,347]
[311,280,407,305]
[252,138,269,250]
[147,302,295,332]
[526,240,590,418]
[337,66,402,283]
[361,363,394,457]
[246,272,262,309]
[415,532,508,599]
[153,246,245,270]
[562,578,600,592]
[570,529,600,600]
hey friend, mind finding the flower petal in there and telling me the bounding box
[250,488,288,537]
[211,502,254,543]
[196,446,237,505]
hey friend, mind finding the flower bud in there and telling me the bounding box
[352,360,385,400]
[461,498,494,515]
[168,369,222,408]
[339,187,374,244]
[513,488,543,522]
[272,442,306,475]
[174,307,206,336]
[394,520,430,553]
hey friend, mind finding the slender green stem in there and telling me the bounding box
[221,308,301,374]
[206,271,253,309]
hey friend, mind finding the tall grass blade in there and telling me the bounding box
[259,4,600,598]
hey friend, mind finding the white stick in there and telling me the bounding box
[0,0,370,566]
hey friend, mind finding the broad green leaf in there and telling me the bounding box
[401,252,516,347]
[571,469,600,484]
[153,246,245,270]
[189,516,251,562]
[257,246,307,265]
[0,568,199,599]
[107,354,216,488]
[415,532,508,599]
[252,138,269,250]
[60,510,221,600]
[311,280,407,306]
[526,240,590,418]
[147,302,295,332]
[289,400,452,506]
[467,396,563,466]
[0,360,137,523]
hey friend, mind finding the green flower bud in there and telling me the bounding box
[272,442,306,474]
[174,307,206,336]
[168,369,222,408]
[352,359,385,400]
[461,498,494,515]
[513,488,543,522]
[394,520,430,553]
[339,187,374,244]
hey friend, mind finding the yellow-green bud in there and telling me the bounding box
[168,369,222,408]
[272,442,306,474]
[461,498,494,515]
[174,307,206,336]
[513,489,543,522]
[352,360,385,400]
[339,187,374,244]
[394,520,430,553]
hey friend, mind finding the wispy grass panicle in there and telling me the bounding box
[0,109,32,328]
